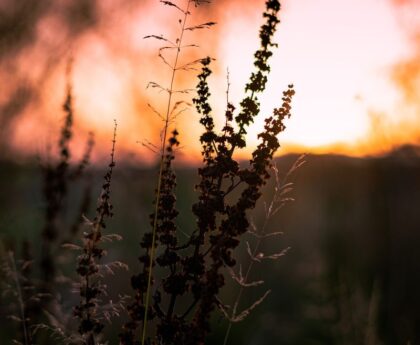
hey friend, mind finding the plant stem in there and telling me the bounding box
[223,173,282,345]
[141,1,192,344]
[222,235,264,345]
[9,252,30,345]
[222,157,302,345]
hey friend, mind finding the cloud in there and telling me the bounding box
[0,0,249,162]
[356,0,420,154]
[7,0,418,162]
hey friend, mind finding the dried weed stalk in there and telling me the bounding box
[71,121,122,345]
[122,0,215,343]
[221,156,305,345]
[3,0,300,344]
[0,244,40,345]
[40,63,95,287]
[123,0,296,344]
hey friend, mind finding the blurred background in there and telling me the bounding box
[1,150,419,344]
[0,0,419,161]
[1,0,420,344]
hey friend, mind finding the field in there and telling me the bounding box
[1,149,419,344]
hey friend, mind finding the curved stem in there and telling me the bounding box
[223,159,299,345]
[222,237,263,345]
[141,1,192,344]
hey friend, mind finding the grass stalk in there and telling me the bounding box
[9,251,30,345]
[75,121,117,345]
[222,224,266,345]
[223,157,304,345]
[141,1,192,344]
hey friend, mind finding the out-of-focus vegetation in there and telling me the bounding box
[1,147,419,344]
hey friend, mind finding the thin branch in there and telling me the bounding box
[141,1,193,344]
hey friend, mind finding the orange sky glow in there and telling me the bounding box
[2,0,420,164]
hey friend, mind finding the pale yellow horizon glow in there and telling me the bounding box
[216,0,414,154]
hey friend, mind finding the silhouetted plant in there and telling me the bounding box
[221,156,305,345]
[122,0,295,344]
[121,130,180,345]
[0,244,37,345]
[40,74,74,284]
[72,121,117,345]
[40,62,95,288]
[30,124,126,345]
[121,1,216,343]
[2,0,299,344]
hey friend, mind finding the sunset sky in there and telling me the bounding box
[1,0,419,163]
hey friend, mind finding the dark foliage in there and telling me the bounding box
[40,80,74,284]
[121,130,180,345]
[1,1,298,344]
[122,1,294,344]
[74,121,117,345]
[40,72,95,288]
